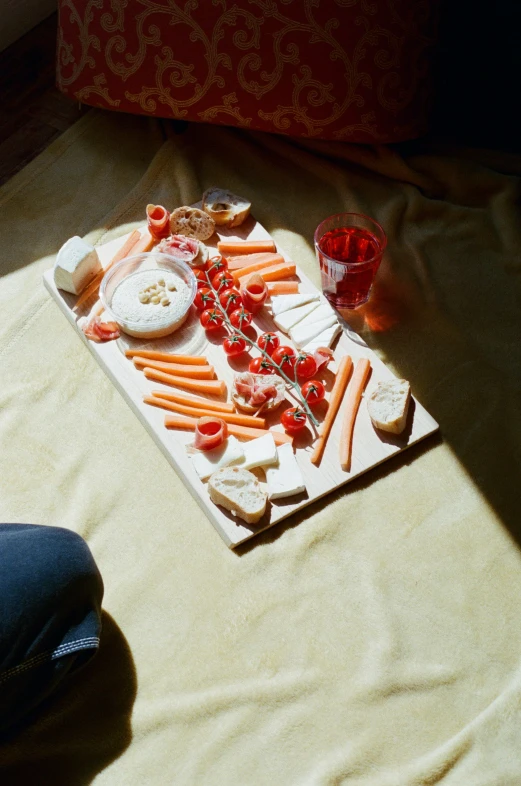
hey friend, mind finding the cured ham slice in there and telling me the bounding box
[313,347,334,372]
[240,273,268,313]
[82,316,120,342]
[194,417,228,451]
[146,204,171,240]
[158,234,200,264]
[232,373,286,414]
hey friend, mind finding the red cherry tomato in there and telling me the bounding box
[271,345,296,374]
[249,357,276,375]
[192,268,208,289]
[194,287,216,311]
[223,334,248,357]
[229,307,253,330]
[257,332,280,356]
[211,271,234,291]
[295,352,318,381]
[206,256,227,275]
[281,407,308,435]
[219,288,242,313]
[301,379,325,405]
[200,308,224,331]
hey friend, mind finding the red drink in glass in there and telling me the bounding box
[315,213,386,309]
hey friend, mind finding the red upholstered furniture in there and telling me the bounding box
[57,1,439,143]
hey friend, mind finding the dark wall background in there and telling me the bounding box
[429,0,521,150]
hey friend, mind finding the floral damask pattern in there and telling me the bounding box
[57,0,439,142]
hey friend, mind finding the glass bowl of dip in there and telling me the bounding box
[99,252,197,339]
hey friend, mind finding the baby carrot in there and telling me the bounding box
[151,389,235,414]
[144,396,265,428]
[237,262,296,288]
[125,350,208,365]
[226,252,283,271]
[267,282,299,295]
[217,239,276,255]
[143,367,226,396]
[133,357,215,379]
[339,358,371,472]
[310,355,353,465]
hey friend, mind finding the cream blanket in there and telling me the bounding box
[1,111,521,785]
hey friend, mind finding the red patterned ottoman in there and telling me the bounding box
[57,1,439,143]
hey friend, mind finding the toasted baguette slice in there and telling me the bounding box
[367,379,411,434]
[232,373,286,414]
[202,187,251,228]
[208,466,267,524]
[170,206,215,241]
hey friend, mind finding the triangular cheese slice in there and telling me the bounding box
[295,301,335,329]
[290,315,338,347]
[301,323,342,353]
[270,293,319,316]
[273,300,321,334]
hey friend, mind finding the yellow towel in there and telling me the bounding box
[1,109,521,784]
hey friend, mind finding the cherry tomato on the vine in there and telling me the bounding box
[211,271,234,291]
[258,332,280,356]
[295,352,317,381]
[219,288,242,313]
[192,268,208,289]
[271,345,296,374]
[229,307,253,330]
[223,334,248,357]
[194,287,216,311]
[249,357,276,375]
[281,407,308,435]
[206,256,227,275]
[200,308,224,331]
[301,379,325,405]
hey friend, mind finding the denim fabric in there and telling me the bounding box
[0,524,104,732]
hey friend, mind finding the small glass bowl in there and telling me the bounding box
[99,252,197,339]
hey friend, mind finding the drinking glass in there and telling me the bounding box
[314,212,387,309]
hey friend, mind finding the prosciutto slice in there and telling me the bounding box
[194,417,228,451]
[313,347,334,372]
[233,372,285,409]
[82,316,120,342]
[158,234,199,264]
[240,273,268,313]
[146,204,171,240]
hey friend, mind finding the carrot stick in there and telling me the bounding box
[125,350,208,365]
[237,262,296,287]
[151,389,235,414]
[129,230,155,254]
[74,229,142,310]
[232,257,289,285]
[144,396,265,428]
[164,414,293,445]
[310,355,353,466]
[267,281,299,295]
[133,357,215,379]
[143,367,226,396]
[217,239,276,255]
[339,358,371,472]
[226,252,284,271]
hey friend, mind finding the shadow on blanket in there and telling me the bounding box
[0,612,136,786]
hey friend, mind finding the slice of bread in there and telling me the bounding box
[208,466,267,524]
[194,241,209,268]
[170,206,215,241]
[202,187,251,228]
[232,373,286,414]
[367,379,411,434]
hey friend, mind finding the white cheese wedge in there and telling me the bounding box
[273,301,321,334]
[53,236,102,295]
[241,433,278,471]
[301,323,342,354]
[191,436,244,481]
[266,443,306,500]
[290,315,338,348]
[270,293,319,317]
[296,301,335,328]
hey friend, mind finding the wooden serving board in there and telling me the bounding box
[43,217,438,548]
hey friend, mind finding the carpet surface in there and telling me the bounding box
[1,110,521,785]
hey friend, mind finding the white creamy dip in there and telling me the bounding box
[110,269,192,338]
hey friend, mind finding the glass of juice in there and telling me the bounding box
[314,212,387,309]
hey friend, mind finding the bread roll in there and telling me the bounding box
[170,206,215,241]
[367,379,411,434]
[208,466,267,524]
[202,187,251,228]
